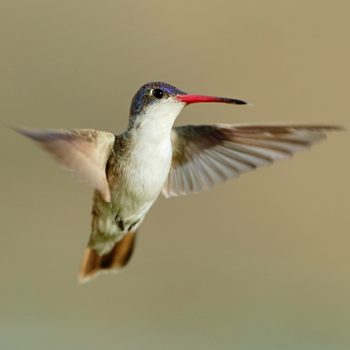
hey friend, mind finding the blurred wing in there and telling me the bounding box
[163,124,342,197]
[16,127,115,202]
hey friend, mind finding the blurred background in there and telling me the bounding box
[1,1,349,349]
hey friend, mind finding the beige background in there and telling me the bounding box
[1,1,349,349]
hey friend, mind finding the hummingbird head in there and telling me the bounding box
[129,81,186,118]
[128,81,247,130]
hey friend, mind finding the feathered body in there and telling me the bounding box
[14,81,343,283]
[90,100,183,256]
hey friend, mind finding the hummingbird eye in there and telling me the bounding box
[151,88,164,99]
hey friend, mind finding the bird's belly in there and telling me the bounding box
[111,141,172,223]
[92,188,156,255]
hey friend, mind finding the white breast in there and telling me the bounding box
[126,100,184,200]
[128,127,173,200]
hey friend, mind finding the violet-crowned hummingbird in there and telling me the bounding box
[15,81,342,283]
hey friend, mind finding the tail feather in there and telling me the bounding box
[78,231,137,283]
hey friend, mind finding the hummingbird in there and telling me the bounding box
[15,81,342,283]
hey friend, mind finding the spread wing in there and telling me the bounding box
[15,127,115,202]
[163,124,342,197]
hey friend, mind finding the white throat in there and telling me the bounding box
[132,100,185,142]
